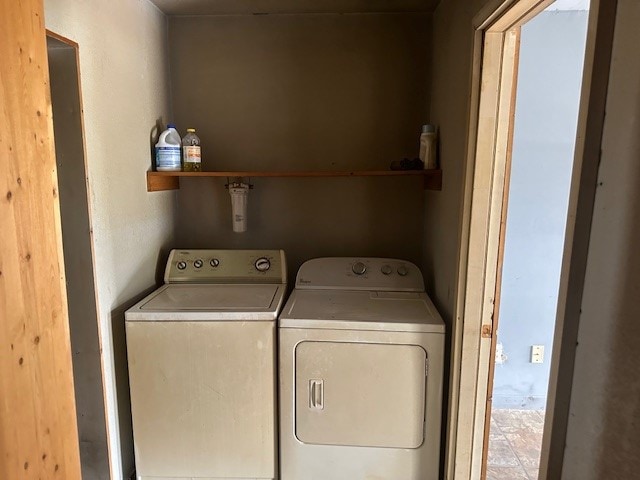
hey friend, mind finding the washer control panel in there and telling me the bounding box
[164,249,286,284]
[296,257,425,292]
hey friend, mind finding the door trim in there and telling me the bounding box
[478,25,521,480]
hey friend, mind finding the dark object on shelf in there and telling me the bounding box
[390,158,424,171]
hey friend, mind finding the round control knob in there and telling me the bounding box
[209,258,220,268]
[352,262,367,275]
[397,265,409,276]
[193,259,203,269]
[177,261,187,270]
[255,257,271,272]
[381,265,393,275]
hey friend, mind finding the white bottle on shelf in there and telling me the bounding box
[419,124,438,170]
[155,124,182,171]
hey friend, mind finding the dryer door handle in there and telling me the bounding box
[309,379,324,410]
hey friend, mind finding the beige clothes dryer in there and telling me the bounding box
[279,257,445,480]
[125,249,287,480]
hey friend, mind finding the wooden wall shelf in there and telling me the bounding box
[146,169,443,192]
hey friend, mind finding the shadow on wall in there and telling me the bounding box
[596,151,640,478]
[155,247,173,285]
[149,118,166,171]
[109,244,175,477]
[110,284,157,478]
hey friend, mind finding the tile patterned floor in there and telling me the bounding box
[487,409,545,480]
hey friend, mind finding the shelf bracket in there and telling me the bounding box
[225,176,254,189]
[424,169,442,190]
[147,172,179,192]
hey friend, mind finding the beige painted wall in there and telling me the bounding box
[169,14,432,277]
[44,0,175,477]
[562,0,640,476]
[48,39,110,479]
[424,0,489,322]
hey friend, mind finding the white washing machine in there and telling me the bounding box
[279,257,445,480]
[125,249,287,480]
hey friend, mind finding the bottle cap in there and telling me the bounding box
[422,124,436,134]
[187,128,196,132]
[167,123,177,129]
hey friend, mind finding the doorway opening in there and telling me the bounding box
[447,0,618,478]
[483,2,590,479]
[46,33,110,479]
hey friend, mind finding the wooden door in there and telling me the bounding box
[0,0,82,478]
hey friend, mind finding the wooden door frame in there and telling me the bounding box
[478,25,521,480]
[447,0,617,479]
[46,29,113,479]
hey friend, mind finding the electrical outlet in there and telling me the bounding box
[531,345,544,364]
[495,342,508,364]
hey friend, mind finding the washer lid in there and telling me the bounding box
[126,284,285,321]
[279,290,445,333]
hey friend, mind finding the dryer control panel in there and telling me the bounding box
[295,257,424,292]
[164,249,286,284]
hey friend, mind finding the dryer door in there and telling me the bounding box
[295,341,426,448]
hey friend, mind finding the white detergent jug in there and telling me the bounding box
[155,124,182,171]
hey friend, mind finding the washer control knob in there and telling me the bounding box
[255,257,271,272]
[210,258,220,268]
[177,261,187,270]
[352,262,367,275]
[193,259,203,269]
[381,265,393,275]
[397,265,409,277]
